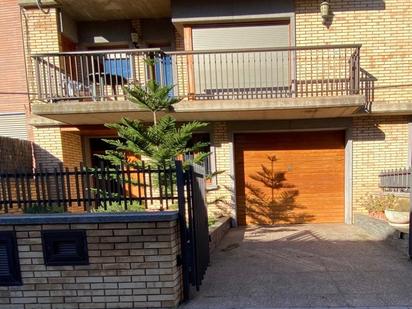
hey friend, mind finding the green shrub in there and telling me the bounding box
[92,201,144,213]
[24,204,64,214]
[359,194,410,212]
[387,198,410,212]
[208,215,217,227]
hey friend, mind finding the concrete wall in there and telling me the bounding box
[172,0,293,21]
[60,11,78,43]
[0,213,182,309]
[141,18,175,49]
[77,20,133,48]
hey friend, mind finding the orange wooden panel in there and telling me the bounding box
[235,131,345,225]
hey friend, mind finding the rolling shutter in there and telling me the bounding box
[0,113,28,140]
[192,24,289,50]
[191,23,290,97]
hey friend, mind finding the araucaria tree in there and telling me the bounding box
[99,80,209,168]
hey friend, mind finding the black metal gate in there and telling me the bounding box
[176,161,210,301]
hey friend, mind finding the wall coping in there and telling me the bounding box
[0,211,179,225]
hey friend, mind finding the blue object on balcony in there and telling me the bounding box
[104,58,131,79]
[155,55,174,96]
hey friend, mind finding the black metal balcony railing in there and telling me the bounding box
[379,168,411,193]
[31,44,362,103]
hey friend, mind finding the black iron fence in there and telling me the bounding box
[0,160,211,300]
[379,168,411,193]
[0,161,181,213]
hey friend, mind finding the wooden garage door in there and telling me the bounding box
[235,131,345,225]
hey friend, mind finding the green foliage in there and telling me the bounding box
[123,80,180,124]
[91,201,144,213]
[99,79,211,207]
[24,204,64,214]
[388,197,410,212]
[100,115,209,168]
[358,194,409,212]
[208,215,217,227]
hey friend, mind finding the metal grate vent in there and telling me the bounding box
[53,241,77,257]
[0,232,22,286]
[42,230,89,266]
[0,244,10,277]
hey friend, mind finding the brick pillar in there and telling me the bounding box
[207,122,234,217]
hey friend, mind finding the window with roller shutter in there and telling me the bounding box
[191,22,291,97]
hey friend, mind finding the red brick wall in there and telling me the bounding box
[0,0,29,113]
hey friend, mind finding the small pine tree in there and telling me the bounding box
[99,80,209,168]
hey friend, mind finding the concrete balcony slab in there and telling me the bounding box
[31,95,365,126]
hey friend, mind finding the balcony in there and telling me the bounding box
[30,44,368,124]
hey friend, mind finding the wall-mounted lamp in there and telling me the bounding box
[131,32,139,48]
[320,1,333,26]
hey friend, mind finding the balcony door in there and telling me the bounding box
[190,22,291,99]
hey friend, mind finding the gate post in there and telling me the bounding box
[175,160,190,301]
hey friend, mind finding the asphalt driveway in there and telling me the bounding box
[182,224,412,308]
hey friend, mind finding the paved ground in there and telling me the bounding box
[182,224,412,309]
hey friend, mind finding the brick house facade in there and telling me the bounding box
[0,0,31,140]
[3,0,411,223]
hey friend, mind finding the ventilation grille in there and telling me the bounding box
[0,244,10,277]
[42,230,89,266]
[53,241,77,257]
[0,232,22,286]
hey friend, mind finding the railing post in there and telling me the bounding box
[33,56,42,100]
[351,47,360,95]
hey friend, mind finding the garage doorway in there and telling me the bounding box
[234,130,345,225]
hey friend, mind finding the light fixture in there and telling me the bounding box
[320,1,332,25]
[131,32,139,48]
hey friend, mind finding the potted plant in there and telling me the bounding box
[359,193,398,221]
[385,198,410,233]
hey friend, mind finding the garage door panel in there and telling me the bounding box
[235,131,345,225]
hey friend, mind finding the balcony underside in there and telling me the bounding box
[31,95,365,126]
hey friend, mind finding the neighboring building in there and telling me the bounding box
[14,0,412,224]
[0,0,30,140]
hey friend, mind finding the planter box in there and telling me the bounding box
[209,216,231,253]
[384,210,409,224]
[385,210,410,234]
